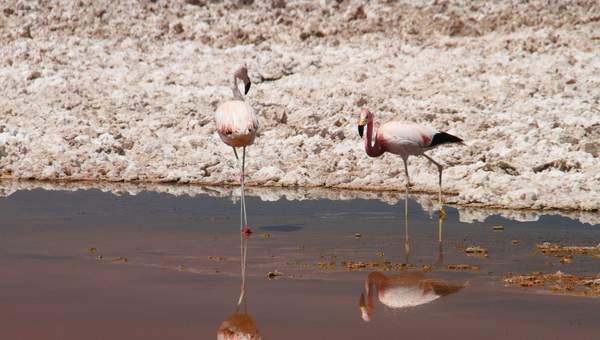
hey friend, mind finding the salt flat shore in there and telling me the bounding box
[0,0,599,211]
[1,179,598,225]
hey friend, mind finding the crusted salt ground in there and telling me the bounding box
[1,1,599,212]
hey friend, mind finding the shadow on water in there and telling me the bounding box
[258,224,303,232]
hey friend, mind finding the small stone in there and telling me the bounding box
[272,0,286,9]
[111,257,127,264]
[299,32,310,40]
[493,225,504,231]
[185,0,205,6]
[447,264,480,271]
[347,5,367,21]
[267,270,283,279]
[354,233,362,239]
[19,25,32,39]
[3,8,14,16]
[583,142,600,157]
[27,71,41,81]
[95,9,106,18]
[87,247,98,254]
[565,78,576,85]
[560,256,573,264]
[511,240,521,245]
[465,246,488,257]
[172,23,184,34]
[355,97,368,107]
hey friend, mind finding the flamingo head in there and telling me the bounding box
[358,108,371,138]
[359,293,372,322]
[234,66,251,95]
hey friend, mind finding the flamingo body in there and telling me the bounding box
[376,122,436,157]
[215,100,259,147]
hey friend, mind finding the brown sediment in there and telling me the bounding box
[267,270,284,279]
[447,264,480,271]
[111,257,128,264]
[504,271,600,297]
[536,242,600,256]
[465,246,489,258]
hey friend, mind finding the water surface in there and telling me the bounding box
[0,187,598,339]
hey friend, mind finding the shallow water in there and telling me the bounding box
[0,187,598,339]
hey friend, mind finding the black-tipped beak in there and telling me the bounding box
[244,81,251,95]
[358,124,364,138]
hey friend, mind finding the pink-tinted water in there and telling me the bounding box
[0,188,598,339]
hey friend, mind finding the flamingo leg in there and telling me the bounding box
[423,154,445,217]
[402,157,411,188]
[232,147,244,231]
[237,234,248,307]
[241,146,251,235]
[436,210,444,267]
[404,184,410,263]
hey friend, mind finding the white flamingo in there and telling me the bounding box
[357,108,463,214]
[215,66,259,235]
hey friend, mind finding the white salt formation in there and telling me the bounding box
[0,1,599,211]
[1,180,598,225]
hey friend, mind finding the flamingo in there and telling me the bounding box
[357,108,463,215]
[215,66,259,235]
[359,271,464,322]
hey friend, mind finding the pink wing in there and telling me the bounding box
[378,122,436,148]
[215,100,259,135]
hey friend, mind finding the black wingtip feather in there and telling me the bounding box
[429,132,463,147]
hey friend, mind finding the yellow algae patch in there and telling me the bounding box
[447,264,480,271]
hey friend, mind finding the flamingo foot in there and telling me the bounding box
[241,225,252,238]
[439,207,446,219]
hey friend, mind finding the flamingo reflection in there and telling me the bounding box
[358,191,462,322]
[359,271,464,321]
[217,234,261,340]
[402,188,445,265]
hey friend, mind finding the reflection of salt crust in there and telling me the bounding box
[1,180,598,225]
[1,1,599,212]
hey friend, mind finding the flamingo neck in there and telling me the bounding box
[365,115,385,157]
[232,75,243,100]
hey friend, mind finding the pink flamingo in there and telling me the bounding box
[357,108,463,214]
[215,66,259,235]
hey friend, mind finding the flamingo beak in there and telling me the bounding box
[358,121,365,138]
[244,80,251,95]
